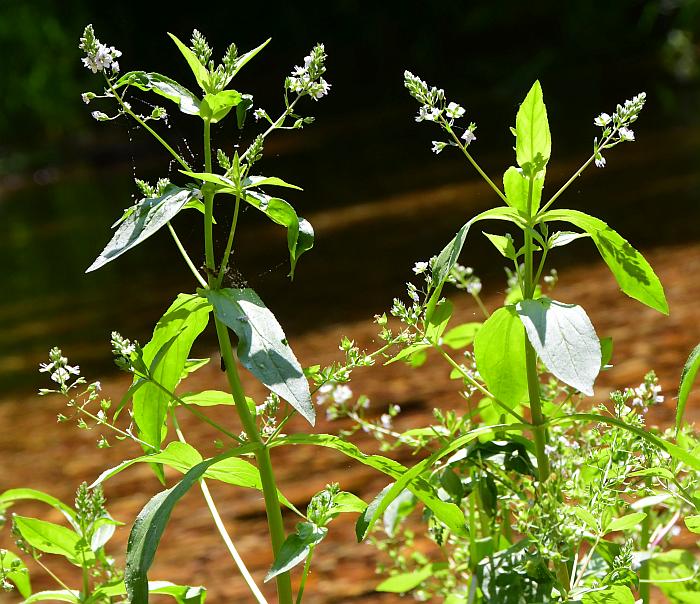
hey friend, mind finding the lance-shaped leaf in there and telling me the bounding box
[132,294,211,449]
[503,166,545,216]
[96,580,206,603]
[115,71,200,115]
[203,288,315,425]
[266,522,327,581]
[87,185,199,273]
[13,517,93,566]
[22,591,80,603]
[168,33,211,92]
[243,190,314,277]
[474,306,528,409]
[515,80,551,174]
[516,297,601,396]
[227,38,271,82]
[677,343,700,434]
[540,209,668,314]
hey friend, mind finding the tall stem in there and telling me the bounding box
[639,484,651,604]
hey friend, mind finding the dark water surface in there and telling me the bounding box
[1,113,699,394]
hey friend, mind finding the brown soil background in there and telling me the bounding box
[2,239,700,603]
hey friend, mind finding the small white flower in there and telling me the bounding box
[594,112,612,127]
[425,107,441,121]
[466,280,482,295]
[311,78,331,100]
[380,414,392,429]
[413,261,429,274]
[446,102,465,119]
[461,129,476,145]
[332,384,353,404]
[431,141,447,154]
[39,362,55,373]
[91,111,109,121]
[415,105,430,122]
[253,108,266,121]
[595,154,606,168]
[81,93,92,104]
[619,127,635,141]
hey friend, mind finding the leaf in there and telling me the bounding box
[516,297,601,395]
[384,343,431,366]
[203,288,314,424]
[96,580,206,603]
[572,506,599,532]
[629,467,675,481]
[265,522,327,581]
[272,433,468,539]
[685,515,700,534]
[515,80,551,174]
[540,209,668,314]
[549,230,589,249]
[22,591,80,603]
[354,425,501,540]
[125,454,234,602]
[168,33,211,92]
[677,343,700,434]
[331,492,367,515]
[600,336,613,368]
[236,94,254,129]
[115,71,200,115]
[13,517,91,566]
[87,185,199,272]
[483,231,517,260]
[443,322,481,349]
[179,389,254,407]
[376,563,446,593]
[425,299,453,343]
[0,488,75,524]
[243,175,303,190]
[650,549,698,600]
[180,170,234,189]
[228,39,271,81]
[605,512,646,533]
[474,306,528,408]
[132,294,211,449]
[200,90,243,123]
[580,586,635,604]
[503,166,545,216]
[0,550,31,597]
[242,190,313,277]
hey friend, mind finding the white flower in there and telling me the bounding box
[332,385,353,404]
[446,102,465,119]
[431,141,447,154]
[253,108,266,121]
[380,414,392,429]
[91,111,109,121]
[594,112,612,127]
[461,129,476,145]
[425,107,441,121]
[595,154,606,168]
[619,127,635,141]
[311,78,331,100]
[413,261,429,274]
[466,280,482,295]
[39,362,55,373]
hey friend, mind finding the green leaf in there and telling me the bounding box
[600,336,613,368]
[549,230,589,249]
[629,467,675,481]
[474,306,528,408]
[376,563,446,593]
[132,294,211,449]
[114,71,200,115]
[384,343,430,366]
[236,94,254,129]
[572,506,599,532]
[354,425,501,540]
[425,299,453,343]
[265,522,327,581]
[13,517,91,566]
[125,453,236,602]
[96,580,206,603]
[178,389,256,408]
[228,39,271,81]
[540,209,668,314]
[271,433,468,539]
[168,33,211,92]
[442,322,481,349]
[503,166,544,216]
[243,175,303,190]
[203,288,314,424]
[180,170,234,189]
[22,590,80,603]
[515,80,551,174]
[242,190,313,278]
[685,515,700,534]
[87,185,200,273]
[0,550,31,597]
[200,90,243,123]
[516,297,601,395]
[604,512,646,533]
[0,489,75,524]
[580,586,635,604]
[331,492,367,515]
[483,231,517,260]
[650,549,697,599]
[677,343,700,434]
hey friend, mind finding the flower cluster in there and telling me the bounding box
[39,347,81,393]
[593,92,646,167]
[110,331,138,373]
[448,263,482,296]
[286,44,331,100]
[404,70,476,153]
[628,370,664,414]
[79,25,121,75]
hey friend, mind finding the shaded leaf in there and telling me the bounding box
[503,166,544,216]
[168,33,210,92]
[204,288,314,424]
[605,512,646,533]
[376,563,446,593]
[677,343,700,434]
[115,71,200,115]
[265,522,327,581]
[13,517,91,566]
[515,81,551,174]
[87,186,199,273]
[200,90,243,123]
[443,322,481,349]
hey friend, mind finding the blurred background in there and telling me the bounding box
[1,1,700,601]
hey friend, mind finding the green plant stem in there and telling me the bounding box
[240,96,301,163]
[214,319,294,604]
[33,555,72,593]
[639,482,651,604]
[433,345,528,424]
[171,413,268,604]
[525,342,550,481]
[472,292,490,318]
[203,119,216,272]
[215,193,241,288]
[168,223,207,288]
[81,554,90,600]
[295,546,315,604]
